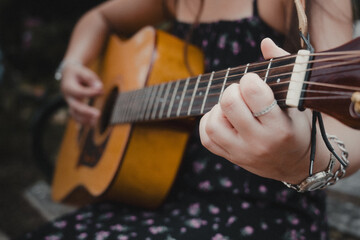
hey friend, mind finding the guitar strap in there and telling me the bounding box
[293,0,349,175]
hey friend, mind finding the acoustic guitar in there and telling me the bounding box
[52,26,360,209]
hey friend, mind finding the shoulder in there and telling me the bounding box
[257,0,293,34]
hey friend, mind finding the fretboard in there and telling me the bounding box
[110,56,296,124]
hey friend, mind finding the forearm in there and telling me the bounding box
[63,9,110,65]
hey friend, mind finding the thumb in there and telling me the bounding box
[261,38,289,60]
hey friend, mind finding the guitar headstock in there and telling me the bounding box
[303,37,360,129]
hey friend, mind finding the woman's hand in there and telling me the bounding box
[60,61,103,126]
[199,38,319,184]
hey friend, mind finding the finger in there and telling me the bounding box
[219,83,258,133]
[62,68,103,99]
[261,38,290,60]
[199,110,230,158]
[77,67,103,89]
[239,73,283,126]
[66,96,100,125]
[200,104,246,158]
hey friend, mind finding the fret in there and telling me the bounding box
[218,68,230,103]
[119,94,127,123]
[244,63,249,73]
[134,89,144,121]
[151,83,165,119]
[187,74,202,116]
[144,85,159,120]
[203,71,226,113]
[264,58,273,83]
[159,81,172,118]
[201,71,214,114]
[139,87,152,121]
[167,80,180,118]
[177,77,190,117]
[124,92,132,122]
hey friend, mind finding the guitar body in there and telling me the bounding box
[52,27,204,208]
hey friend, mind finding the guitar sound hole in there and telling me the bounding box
[100,87,118,134]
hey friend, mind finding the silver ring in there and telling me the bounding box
[252,100,277,117]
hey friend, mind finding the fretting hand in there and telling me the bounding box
[199,38,328,184]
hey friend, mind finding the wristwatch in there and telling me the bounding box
[282,154,336,192]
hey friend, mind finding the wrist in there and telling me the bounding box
[54,59,83,81]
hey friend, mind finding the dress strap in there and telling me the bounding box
[253,0,259,17]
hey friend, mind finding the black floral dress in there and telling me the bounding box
[18,1,329,240]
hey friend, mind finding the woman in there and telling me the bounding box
[20,0,359,239]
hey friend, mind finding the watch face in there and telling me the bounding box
[299,172,332,191]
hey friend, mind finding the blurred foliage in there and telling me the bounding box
[0,0,103,87]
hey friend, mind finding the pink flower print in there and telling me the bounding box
[99,212,114,220]
[313,207,320,216]
[243,181,250,194]
[130,232,137,237]
[218,34,227,49]
[232,41,241,55]
[212,223,219,230]
[148,226,168,235]
[188,203,200,216]
[76,212,93,220]
[219,177,232,188]
[53,220,67,229]
[261,222,268,230]
[241,226,254,236]
[198,180,213,191]
[77,232,88,239]
[202,39,209,47]
[213,58,220,66]
[226,216,237,226]
[75,223,87,231]
[171,209,180,216]
[277,190,289,203]
[95,231,110,240]
[180,227,187,234]
[259,185,268,194]
[143,218,154,225]
[208,204,220,215]
[45,235,62,240]
[185,218,205,229]
[124,215,137,221]
[288,215,299,225]
[110,224,128,232]
[310,223,318,232]
[212,233,230,240]
[276,218,283,224]
[214,163,222,170]
[241,201,250,209]
[193,161,206,173]
[117,235,129,240]
[246,31,256,47]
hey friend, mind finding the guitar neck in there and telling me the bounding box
[110,56,296,124]
[110,37,360,130]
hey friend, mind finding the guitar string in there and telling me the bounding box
[194,51,360,79]
[113,55,360,121]
[156,54,360,99]
[170,59,360,101]
[183,52,360,85]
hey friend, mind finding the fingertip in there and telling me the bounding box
[261,38,289,59]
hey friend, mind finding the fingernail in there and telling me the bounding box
[93,81,102,89]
